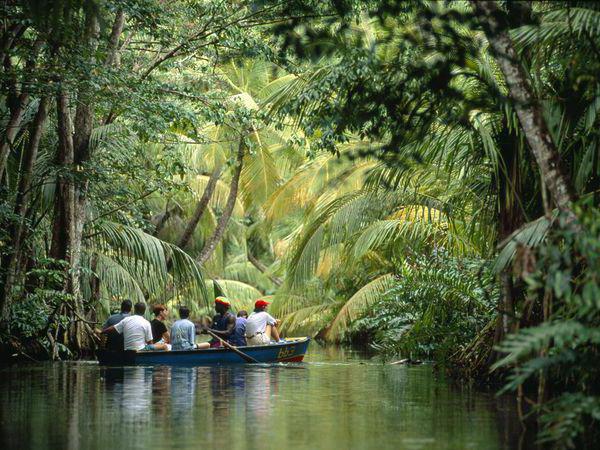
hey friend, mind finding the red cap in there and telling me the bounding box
[255,299,270,309]
[215,296,231,307]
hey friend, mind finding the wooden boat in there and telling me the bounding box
[96,337,310,366]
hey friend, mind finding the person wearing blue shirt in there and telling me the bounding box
[229,310,248,346]
[171,306,209,350]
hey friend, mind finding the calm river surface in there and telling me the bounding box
[0,345,530,450]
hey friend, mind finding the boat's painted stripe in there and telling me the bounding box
[277,355,305,362]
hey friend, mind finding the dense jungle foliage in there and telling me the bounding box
[1,0,600,447]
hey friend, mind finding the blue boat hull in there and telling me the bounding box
[96,338,310,366]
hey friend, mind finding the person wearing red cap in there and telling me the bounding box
[245,299,281,346]
[203,296,236,348]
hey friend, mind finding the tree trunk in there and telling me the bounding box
[247,250,283,286]
[50,9,123,351]
[68,11,101,352]
[486,122,525,365]
[474,1,577,218]
[0,23,25,66]
[73,12,99,166]
[0,97,49,322]
[102,9,126,125]
[197,139,245,265]
[50,85,88,352]
[153,203,172,237]
[1,23,26,109]
[0,37,44,177]
[104,9,125,68]
[0,94,27,177]
[50,89,75,263]
[49,88,87,350]
[177,166,222,250]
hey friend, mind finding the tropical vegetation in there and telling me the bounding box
[1,0,600,447]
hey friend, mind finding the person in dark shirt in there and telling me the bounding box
[151,304,170,345]
[203,297,236,348]
[102,299,132,351]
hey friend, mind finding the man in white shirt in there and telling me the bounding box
[245,299,282,346]
[103,302,167,351]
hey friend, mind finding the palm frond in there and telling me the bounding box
[326,274,396,342]
[90,221,209,306]
[204,279,263,312]
[492,215,551,273]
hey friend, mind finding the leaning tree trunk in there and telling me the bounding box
[197,139,245,265]
[0,97,49,322]
[247,250,283,286]
[474,1,577,218]
[177,166,222,250]
[0,94,28,176]
[0,23,25,67]
[104,9,125,68]
[0,38,43,177]
[153,201,173,237]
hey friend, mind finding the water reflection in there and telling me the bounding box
[0,347,534,450]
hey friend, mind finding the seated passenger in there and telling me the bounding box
[151,304,171,349]
[103,302,168,351]
[101,299,132,351]
[171,306,209,350]
[205,297,236,348]
[228,310,248,347]
[245,299,282,346]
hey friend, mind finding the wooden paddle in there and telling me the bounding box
[204,328,260,364]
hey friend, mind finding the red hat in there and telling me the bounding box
[255,299,270,309]
[215,296,231,307]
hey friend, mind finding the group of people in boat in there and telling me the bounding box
[100,297,282,352]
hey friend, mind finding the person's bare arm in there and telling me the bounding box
[206,315,236,338]
[102,325,116,334]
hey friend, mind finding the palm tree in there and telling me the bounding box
[149,60,306,310]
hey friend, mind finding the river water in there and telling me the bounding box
[0,345,530,450]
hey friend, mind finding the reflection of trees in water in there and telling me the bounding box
[209,367,235,441]
[103,367,125,385]
[378,365,535,450]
